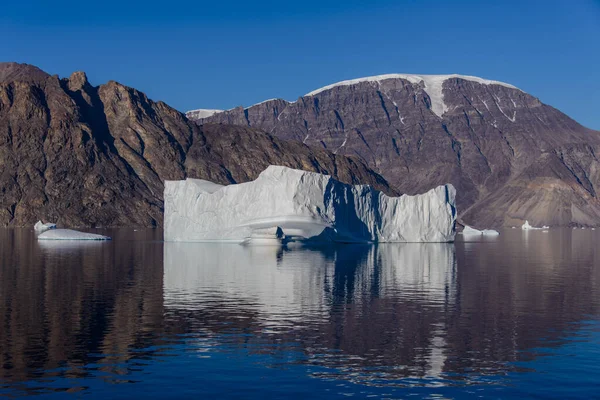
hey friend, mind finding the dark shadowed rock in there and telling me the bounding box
[0,65,392,227]
[192,74,600,227]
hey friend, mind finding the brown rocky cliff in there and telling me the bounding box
[0,63,392,227]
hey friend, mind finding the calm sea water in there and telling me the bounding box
[0,228,598,399]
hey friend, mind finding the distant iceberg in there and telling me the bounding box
[37,229,111,241]
[34,220,56,234]
[460,225,499,236]
[521,220,549,230]
[164,166,457,243]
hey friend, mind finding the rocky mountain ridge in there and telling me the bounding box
[191,74,600,227]
[0,62,392,227]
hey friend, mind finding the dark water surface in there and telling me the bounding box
[0,228,599,399]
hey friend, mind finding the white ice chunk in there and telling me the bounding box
[459,225,499,236]
[37,229,111,241]
[521,220,549,230]
[482,229,500,235]
[34,220,56,233]
[164,166,457,243]
[460,225,482,235]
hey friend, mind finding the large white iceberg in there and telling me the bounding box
[164,165,456,243]
[37,229,111,241]
[34,220,56,233]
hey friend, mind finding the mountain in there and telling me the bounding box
[0,63,392,227]
[0,62,50,83]
[190,74,600,227]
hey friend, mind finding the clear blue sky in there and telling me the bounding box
[2,0,599,129]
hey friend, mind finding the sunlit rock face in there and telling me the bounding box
[164,166,456,243]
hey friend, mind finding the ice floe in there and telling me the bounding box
[37,229,111,241]
[459,225,499,236]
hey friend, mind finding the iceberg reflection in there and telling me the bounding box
[164,243,456,316]
[164,243,456,381]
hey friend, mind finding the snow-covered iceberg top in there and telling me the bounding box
[34,220,56,233]
[164,166,456,243]
[521,220,549,230]
[37,229,111,241]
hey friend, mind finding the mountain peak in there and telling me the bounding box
[304,73,519,97]
[67,71,90,91]
[304,74,521,118]
[186,74,521,119]
[0,62,50,83]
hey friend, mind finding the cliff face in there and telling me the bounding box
[0,63,392,227]
[193,75,600,227]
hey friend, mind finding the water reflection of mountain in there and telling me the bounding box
[0,228,599,391]
[0,229,165,390]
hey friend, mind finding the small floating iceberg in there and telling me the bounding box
[459,225,499,236]
[37,229,111,241]
[521,220,549,230]
[34,220,56,234]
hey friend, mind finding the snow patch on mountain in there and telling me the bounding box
[304,74,520,118]
[186,109,224,119]
[245,98,289,109]
[186,74,520,120]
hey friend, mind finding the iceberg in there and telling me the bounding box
[37,229,111,241]
[34,220,56,233]
[521,220,549,230]
[482,229,500,235]
[164,165,456,243]
[459,225,499,236]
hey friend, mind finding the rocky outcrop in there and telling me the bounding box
[0,63,392,227]
[192,74,600,227]
[0,62,49,83]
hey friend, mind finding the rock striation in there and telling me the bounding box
[164,165,456,243]
[192,74,600,227]
[0,63,393,227]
